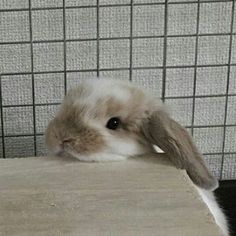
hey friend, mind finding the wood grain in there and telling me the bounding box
[0,154,223,236]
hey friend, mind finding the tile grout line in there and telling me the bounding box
[0,0,233,13]
[0,76,6,158]
[63,0,67,94]
[1,32,236,45]
[1,63,236,77]
[161,0,168,101]
[96,0,100,77]
[129,0,133,81]
[191,0,200,137]
[220,0,235,180]
[1,93,236,107]
[28,0,37,156]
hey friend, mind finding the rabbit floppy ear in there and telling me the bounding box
[142,109,218,191]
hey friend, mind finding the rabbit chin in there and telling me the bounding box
[67,137,150,162]
[67,151,128,162]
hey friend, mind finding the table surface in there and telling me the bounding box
[0,154,223,236]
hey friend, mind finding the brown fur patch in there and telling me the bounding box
[95,97,124,119]
[45,110,105,156]
[69,127,105,154]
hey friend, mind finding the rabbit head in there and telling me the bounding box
[45,78,218,191]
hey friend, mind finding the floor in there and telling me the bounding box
[215,181,236,236]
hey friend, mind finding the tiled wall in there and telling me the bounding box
[0,0,235,179]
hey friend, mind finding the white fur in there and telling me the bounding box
[68,149,127,162]
[74,79,131,109]
[153,145,164,153]
[195,186,229,236]
[104,135,149,158]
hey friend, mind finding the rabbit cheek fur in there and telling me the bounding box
[45,79,228,235]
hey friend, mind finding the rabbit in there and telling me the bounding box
[45,78,229,236]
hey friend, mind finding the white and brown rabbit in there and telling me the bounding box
[45,78,229,236]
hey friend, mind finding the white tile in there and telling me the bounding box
[33,42,64,72]
[100,39,130,69]
[133,5,164,36]
[198,35,229,65]
[34,73,64,104]
[0,11,29,42]
[132,69,162,97]
[231,35,236,64]
[100,0,130,4]
[167,37,196,66]
[3,107,34,135]
[133,38,163,67]
[0,0,28,9]
[229,66,236,94]
[194,97,226,126]
[36,135,48,156]
[203,155,222,179]
[166,68,194,97]
[67,41,97,70]
[224,127,236,152]
[0,44,31,73]
[1,75,32,105]
[31,0,62,8]
[222,154,236,180]
[100,70,130,81]
[5,136,34,158]
[36,105,60,133]
[168,3,197,35]
[165,98,193,126]
[196,66,228,95]
[193,127,224,153]
[199,2,232,34]
[67,72,97,90]
[226,96,236,125]
[32,10,63,40]
[66,8,97,39]
[100,6,130,38]
[65,0,96,6]
[134,0,164,3]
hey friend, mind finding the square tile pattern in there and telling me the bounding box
[0,11,29,43]
[67,41,97,70]
[32,9,63,41]
[33,42,64,72]
[0,1,235,180]
[133,5,164,36]
[66,8,97,39]
[133,38,164,67]
[100,6,130,38]
[168,3,197,35]
[100,39,130,69]
[1,75,32,106]
[165,68,194,97]
[199,2,232,34]
[34,73,64,104]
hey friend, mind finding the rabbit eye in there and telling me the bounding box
[106,117,121,130]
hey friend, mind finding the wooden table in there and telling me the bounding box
[0,154,223,236]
